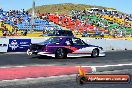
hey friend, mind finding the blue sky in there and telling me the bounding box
[0,0,131,14]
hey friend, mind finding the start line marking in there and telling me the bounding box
[0,63,132,69]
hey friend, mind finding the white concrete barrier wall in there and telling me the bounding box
[0,37,9,52]
[17,37,132,51]
[82,38,132,51]
[0,37,132,52]
[30,37,48,44]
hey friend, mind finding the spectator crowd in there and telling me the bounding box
[0,7,132,38]
[38,8,132,38]
[0,8,31,36]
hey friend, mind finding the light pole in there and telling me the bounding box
[30,0,36,33]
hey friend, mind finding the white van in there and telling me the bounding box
[87,8,101,13]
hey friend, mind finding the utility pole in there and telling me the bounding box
[30,0,35,33]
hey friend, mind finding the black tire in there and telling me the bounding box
[91,49,99,57]
[55,48,67,59]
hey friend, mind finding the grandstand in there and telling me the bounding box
[0,8,58,36]
[0,3,132,39]
[17,18,57,31]
[36,4,132,38]
[0,10,55,31]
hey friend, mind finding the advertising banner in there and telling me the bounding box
[8,39,31,52]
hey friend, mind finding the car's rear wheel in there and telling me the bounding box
[55,48,67,59]
[91,49,99,57]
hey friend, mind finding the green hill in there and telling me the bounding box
[28,3,115,15]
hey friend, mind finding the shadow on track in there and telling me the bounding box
[30,55,54,59]
[30,55,101,60]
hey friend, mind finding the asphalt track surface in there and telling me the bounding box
[0,50,132,88]
[0,50,132,67]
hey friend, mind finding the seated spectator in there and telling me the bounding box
[82,31,89,37]
[23,30,28,36]
[100,32,104,37]
[2,26,7,36]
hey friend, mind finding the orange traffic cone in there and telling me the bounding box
[78,66,86,76]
